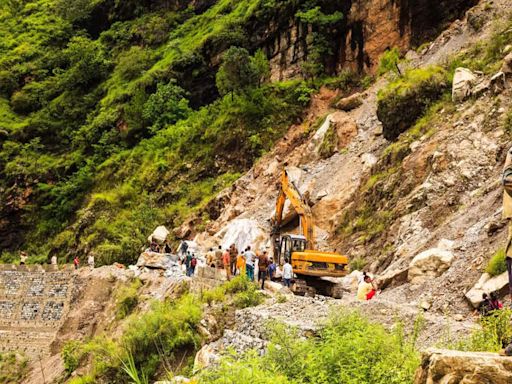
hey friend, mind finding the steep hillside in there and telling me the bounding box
[0,0,475,265]
[184,0,512,315]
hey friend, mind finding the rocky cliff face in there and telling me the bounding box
[262,0,477,80]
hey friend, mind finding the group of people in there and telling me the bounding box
[148,239,173,254]
[182,251,198,277]
[206,244,293,290]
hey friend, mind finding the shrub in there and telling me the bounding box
[200,310,420,384]
[62,340,84,374]
[116,47,154,81]
[377,66,449,141]
[142,80,191,131]
[233,283,264,309]
[485,248,507,276]
[0,352,29,384]
[377,47,402,76]
[116,278,143,319]
[349,257,367,271]
[448,309,512,352]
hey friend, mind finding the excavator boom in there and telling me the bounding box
[272,169,315,248]
[271,168,349,291]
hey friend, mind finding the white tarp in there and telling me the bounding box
[148,225,170,244]
[216,218,268,252]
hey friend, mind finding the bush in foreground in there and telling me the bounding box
[200,310,420,384]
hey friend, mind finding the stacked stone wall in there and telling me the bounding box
[0,265,74,358]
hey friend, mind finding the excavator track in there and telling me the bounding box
[292,276,344,299]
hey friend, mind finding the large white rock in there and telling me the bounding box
[465,271,509,308]
[452,67,477,102]
[215,218,267,252]
[147,225,170,243]
[408,248,454,284]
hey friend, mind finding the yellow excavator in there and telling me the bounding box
[270,169,349,297]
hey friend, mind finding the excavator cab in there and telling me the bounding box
[275,234,307,264]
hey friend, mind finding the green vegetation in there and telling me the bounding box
[0,0,352,265]
[349,256,367,271]
[64,293,203,383]
[116,278,143,319]
[377,66,449,141]
[201,275,264,308]
[447,12,512,75]
[377,47,403,76]
[200,310,420,384]
[63,275,262,382]
[485,248,507,277]
[0,352,29,384]
[447,309,512,352]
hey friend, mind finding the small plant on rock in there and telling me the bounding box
[485,248,507,277]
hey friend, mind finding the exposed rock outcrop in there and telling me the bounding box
[414,349,512,384]
[452,67,477,102]
[408,248,454,284]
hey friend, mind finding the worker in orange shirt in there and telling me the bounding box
[236,251,246,276]
[222,248,231,281]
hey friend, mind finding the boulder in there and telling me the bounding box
[193,344,220,372]
[502,52,512,75]
[414,348,512,384]
[330,111,358,149]
[148,225,170,244]
[334,92,363,111]
[465,271,509,308]
[137,252,177,269]
[407,248,454,284]
[215,218,267,253]
[490,71,506,93]
[377,267,409,290]
[452,67,477,102]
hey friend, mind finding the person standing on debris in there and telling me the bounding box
[245,246,256,281]
[223,248,231,280]
[237,251,246,276]
[19,251,28,265]
[73,256,80,270]
[206,248,215,267]
[282,258,293,288]
[258,250,270,290]
[51,255,57,265]
[268,257,276,281]
[229,244,238,276]
[357,275,376,301]
[163,240,172,254]
[87,253,95,270]
[185,252,193,276]
[215,246,223,269]
[503,147,512,301]
[190,254,197,277]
